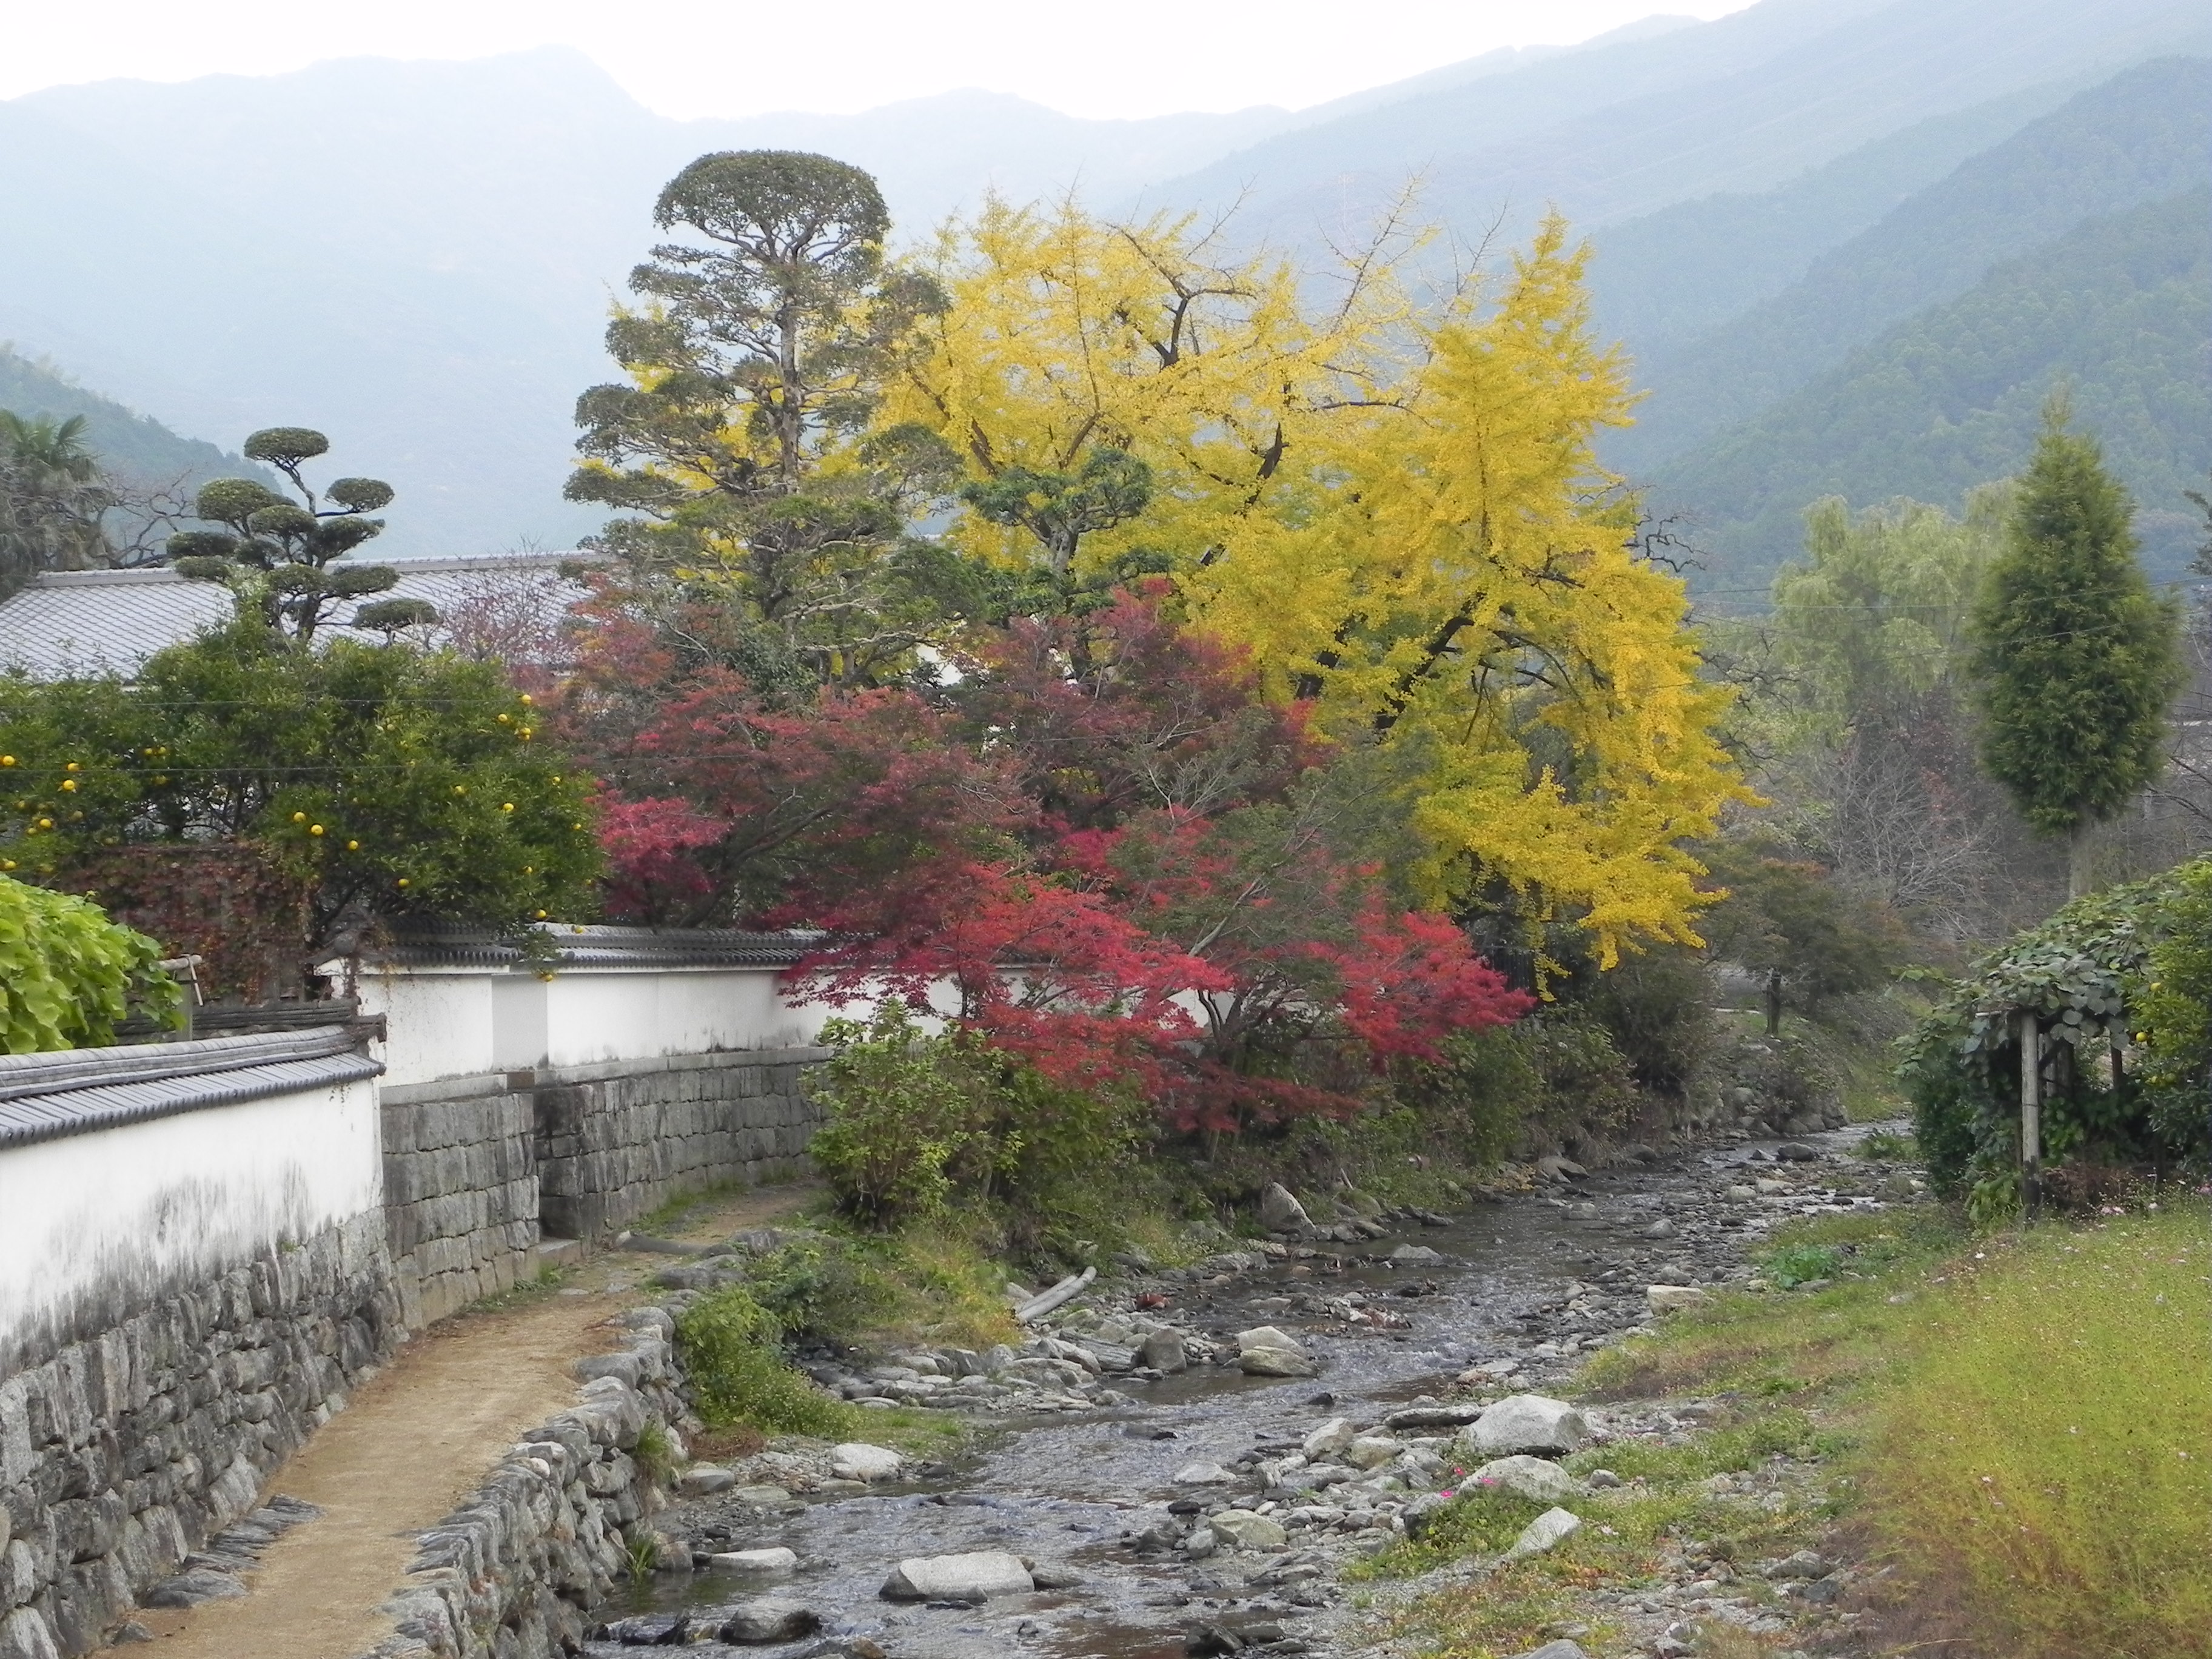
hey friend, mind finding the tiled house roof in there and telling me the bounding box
[0,552,588,679]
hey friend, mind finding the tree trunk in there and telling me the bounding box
[2066,820,2091,901]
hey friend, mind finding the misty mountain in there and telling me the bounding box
[1155,0,2208,248]
[1,0,2204,553]
[1654,188,2212,594]
[1607,55,2212,476]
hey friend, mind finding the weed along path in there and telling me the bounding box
[141,1184,822,1659]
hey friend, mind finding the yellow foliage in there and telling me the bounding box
[891,200,1748,962]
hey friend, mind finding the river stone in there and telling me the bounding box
[1535,1155,1587,1183]
[1237,1326,1317,1377]
[1506,1643,1590,1659]
[679,1464,736,1495]
[1174,1461,1236,1484]
[1140,1328,1188,1373]
[717,1600,820,1643]
[1389,1244,1445,1265]
[1469,1455,1582,1504]
[880,1550,1034,1601]
[1775,1141,1819,1161]
[1343,1435,1404,1470]
[1302,1417,1358,1459]
[731,1484,793,1506]
[1640,1218,1679,1240]
[1508,1507,1583,1557]
[708,1547,797,1580]
[829,1443,905,1483]
[1646,1285,1715,1314]
[1209,1510,1288,1549]
[1463,1395,1591,1456]
[1260,1183,1312,1231]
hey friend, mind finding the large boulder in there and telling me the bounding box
[1509,1507,1583,1558]
[1139,1327,1188,1373]
[1236,1326,1318,1378]
[1343,1435,1404,1470]
[880,1551,1034,1601]
[1208,1510,1287,1549]
[707,1547,797,1581]
[1301,1416,1358,1460]
[1259,1183,1312,1231]
[1468,1455,1581,1504]
[1460,1395,1591,1457]
[1646,1285,1714,1315]
[829,1443,905,1483]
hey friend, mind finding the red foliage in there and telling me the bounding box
[571,585,1529,1130]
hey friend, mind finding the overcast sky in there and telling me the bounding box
[4,0,1759,119]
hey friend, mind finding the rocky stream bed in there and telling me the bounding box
[580,1123,1917,1659]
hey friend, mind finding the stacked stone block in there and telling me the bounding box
[360,1312,683,1659]
[379,1084,541,1329]
[0,1216,395,1659]
[531,1047,826,1243]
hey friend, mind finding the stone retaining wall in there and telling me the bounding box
[0,1215,397,1659]
[362,1313,682,1659]
[530,1047,828,1244]
[380,1081,542,1331]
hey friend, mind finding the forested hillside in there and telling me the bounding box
[1655,188,2211,591]
[0,347,253,488]
[1607,55,2212,476]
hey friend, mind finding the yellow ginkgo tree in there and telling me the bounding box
[888,201,1747,964]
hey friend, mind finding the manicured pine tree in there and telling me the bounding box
[1968,394,2184,898]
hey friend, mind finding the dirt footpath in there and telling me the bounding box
[139,1183,820,1658]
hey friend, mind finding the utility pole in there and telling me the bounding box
[2019,1009,2042,1221]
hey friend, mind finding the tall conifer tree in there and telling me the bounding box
[1969,395,2182,897]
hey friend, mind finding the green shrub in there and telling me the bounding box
[743,1237,895,1345]
[807,1005,1146,1248]
[1761,1242,1844,1287]
[673,1285,860,1438]
[0,876,179,1052]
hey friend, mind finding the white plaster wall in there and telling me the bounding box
[539,968,829,1068]
[356,968,498,1087]
[0,1076,383,1362]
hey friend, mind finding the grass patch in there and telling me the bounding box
[1865,1205,2211,1657]
[459,1262,571,1315]
[1575,1202,2211,1659]
[676,1284,867,1439]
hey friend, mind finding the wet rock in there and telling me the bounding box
[1639,1219,1679,1240]
[1536,1156,1587,1184]
[717,1600,822,1643]
[1389,1244,1446,1265]
[730,1484,793,1506]
[1141,1328,1189,1373]
[1261,1184,1313,1231]
[1646,1285,1714,1315]
[1508,1507,1583,1558]
[828,1443,905,1483]
[1384,1403,1485,1430]
[1210,1510,1288,1550]
[707,1547,797,1581]
[1775,1142,1818,1162]
[1461,1395,1591,1456]
[880,1550,1035,1600]
[596,1614,695,1643]
[1029,1563,1086,1589]
[1469,1455,1582,1504]
[677,1464,736,1496]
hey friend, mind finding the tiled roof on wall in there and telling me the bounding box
[0,553,589,679]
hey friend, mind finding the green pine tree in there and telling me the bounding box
[1968,394,2184,897]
